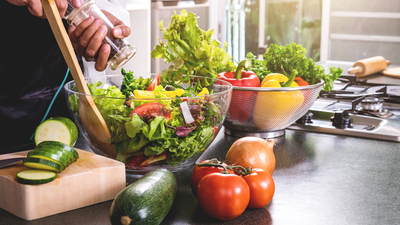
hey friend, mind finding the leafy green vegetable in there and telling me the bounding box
[68,70,224,167]
[87,81,129,127]
[246,43,343,91]
[125,113,148,138]
[151,9,236,80]
[120,68,152,96]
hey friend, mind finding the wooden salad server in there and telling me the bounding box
[41,0,116,158]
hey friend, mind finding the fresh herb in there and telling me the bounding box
[120,68,152,96]
[246,43,343,92]
[151,9,236,80]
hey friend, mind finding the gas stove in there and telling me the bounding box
[287,61,400,142]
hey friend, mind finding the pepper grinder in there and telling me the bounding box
[64,0,136,71]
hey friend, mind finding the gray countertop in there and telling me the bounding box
[1,127,399,225]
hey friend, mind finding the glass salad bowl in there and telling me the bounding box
[64,73,232,174]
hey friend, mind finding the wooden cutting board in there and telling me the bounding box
[0,149,126,221]
[382,67,400,78]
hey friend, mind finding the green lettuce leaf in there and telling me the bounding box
[151,9,236,80]
[142,116,167,141]
[125,113,148,138]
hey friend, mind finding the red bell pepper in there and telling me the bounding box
[294,77,309,86]
[217,60,260,123]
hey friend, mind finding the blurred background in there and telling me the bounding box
[119,0,400,74]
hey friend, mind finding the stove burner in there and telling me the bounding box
[351,97,394,119]
[360,97,384,112]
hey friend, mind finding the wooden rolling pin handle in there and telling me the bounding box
[386,60,391,66]
[348,66,362,74]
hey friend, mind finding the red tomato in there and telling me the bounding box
[130,102,171,120]
[213,126,219,135]
[126,100,131,108]
[146,73,160,91]
[197,173,250,220]
[190,160,233,197]
[242,168,275,209]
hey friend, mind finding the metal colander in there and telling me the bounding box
[223,81,324,138]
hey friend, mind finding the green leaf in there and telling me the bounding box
[246,43,343,91]
[150,9,235,81]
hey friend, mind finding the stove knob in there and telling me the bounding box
[331,110,353,129]
[296,111,313,124]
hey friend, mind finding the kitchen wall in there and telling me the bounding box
[123,0,400,74]
[327,0,400,64]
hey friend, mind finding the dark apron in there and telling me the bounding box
[0,1,83,150]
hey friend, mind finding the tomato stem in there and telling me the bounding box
[197,159,231,174]
[227,165,252,176]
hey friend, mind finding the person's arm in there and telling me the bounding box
[68,10,131,71]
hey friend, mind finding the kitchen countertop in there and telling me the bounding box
[0,126,399,225]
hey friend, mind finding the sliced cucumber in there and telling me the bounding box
[35,141,79,162]
[33,146,74,165]
[16,170,57,185]
[27,150,69,168]
[23,157,64,173]
[34,117,78,146]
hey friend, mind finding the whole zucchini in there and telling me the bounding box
[109,168,177,225]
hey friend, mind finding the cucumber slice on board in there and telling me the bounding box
[35,141,79,162]
[34,117,78,146]
[27,150,69,168]
[16,170,57,185]
[33,145,74,165]
[22,157,64,173]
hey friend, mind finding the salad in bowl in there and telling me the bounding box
[64,70,232,173]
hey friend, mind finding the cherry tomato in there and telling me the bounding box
[190,160,233,197]
[213,126,219,135]
[242,168,275,209]
[130,102,171,120]
[197,173,250,220]
[146,73,160,91]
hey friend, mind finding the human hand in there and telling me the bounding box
[6,0,81,18]
[68,10,131,71]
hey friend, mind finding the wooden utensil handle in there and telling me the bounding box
[348,66,362,74]
[40,0,89,95]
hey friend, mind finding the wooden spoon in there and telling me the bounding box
[41,0,116,158]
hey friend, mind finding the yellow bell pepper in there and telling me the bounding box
[134,90,156,99]
[261,73,288,87]
[134,89,186,99]
[163,88,185,98]
[197,88,209,98]
[253,73,304,130]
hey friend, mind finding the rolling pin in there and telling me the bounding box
[348,56,391,77]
